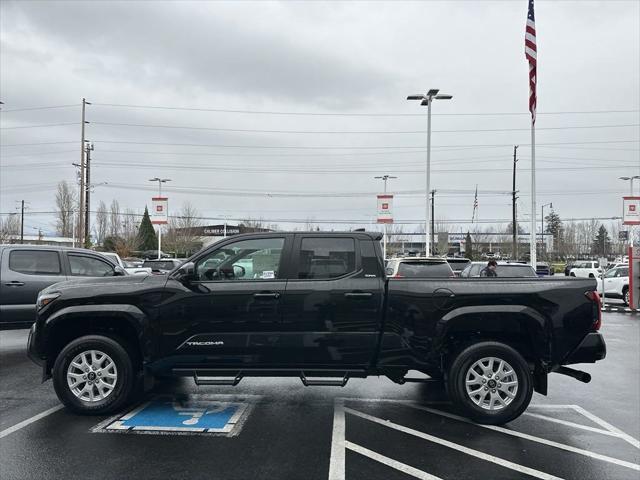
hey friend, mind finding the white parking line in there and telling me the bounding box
[0,405,64,439]
[328,399,346,480]
[405,403,640,472]
[345,441,443,480]
[570,405,640,449]
[344,407,563,480]
[523,412,624,438]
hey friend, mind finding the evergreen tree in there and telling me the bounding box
[544,210,563,250]
[137,207,158,251]
[591,224,611,257]
[464,231,473,260]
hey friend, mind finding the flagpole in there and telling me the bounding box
[530,121,537,267]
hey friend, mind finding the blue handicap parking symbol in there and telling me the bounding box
[97,395,254,435]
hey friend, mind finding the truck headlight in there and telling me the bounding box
[36,292,60,310]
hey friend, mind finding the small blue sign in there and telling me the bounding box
[96,394,254,435]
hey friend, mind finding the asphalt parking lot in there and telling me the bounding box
[1,311,638,480]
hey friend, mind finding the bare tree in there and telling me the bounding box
[95,200,108,246]
[109,200,121,238]
[0,214,20,243]
[164,202,203,256]
[119,208,139,257]
[55,181,77,237]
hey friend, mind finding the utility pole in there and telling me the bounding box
[20,200,24,244]
[512,145,519,259]
[431,190,436,255]
[79,98,90,245]
[84,142,94,246]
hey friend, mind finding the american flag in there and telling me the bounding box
[525,0,537,124]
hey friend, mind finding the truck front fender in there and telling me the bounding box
[41,304,154,365]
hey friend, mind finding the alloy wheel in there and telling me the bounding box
[465,356,518,411]
[66,349,118,402]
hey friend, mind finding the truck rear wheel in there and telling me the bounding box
[447,341,533,425]
[52,335,136,415]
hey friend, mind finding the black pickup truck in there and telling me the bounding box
[28,232,606,424]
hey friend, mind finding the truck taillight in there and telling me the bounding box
[393,274,404,278]
[585,290,602,330]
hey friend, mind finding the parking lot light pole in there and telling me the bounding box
[149,177,171,259]
[619,176,640,247]
[407,90,452,256]
[375,175,397,260]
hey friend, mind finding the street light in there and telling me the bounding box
[619,176,640,195]
[149,178,171,259]
[374,175,397,260]
[407,89,452,256]
[540,202,552,259]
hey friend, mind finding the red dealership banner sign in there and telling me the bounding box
[151,197,168,225]
[623,197,640,225]
[377,194,393,224]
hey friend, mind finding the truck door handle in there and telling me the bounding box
[344,292,373,298]
[253,292,281,299]
[4,281,25,287]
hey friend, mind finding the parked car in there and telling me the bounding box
[445,257,471,277]
[142,258,183,274]
[101,252,152,276]
[535,262,554,277]
[564,262,576,276]
[139,250,171,260]
[0,245,125,328]
[385,257,455,278]
[460,262,538,278]
[596,265,630,305]
[569,261,602,278]
[28,231,605,425]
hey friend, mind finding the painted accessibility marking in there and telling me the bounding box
[93,394,259,436]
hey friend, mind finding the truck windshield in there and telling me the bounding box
[397,261,453,278]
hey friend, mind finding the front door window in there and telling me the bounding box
[195,238,285,281]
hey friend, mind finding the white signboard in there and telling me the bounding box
[151,197,168,224]
[377,194,393,224]
[623,196,640,225]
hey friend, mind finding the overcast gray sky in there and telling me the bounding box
[1,0,639,236]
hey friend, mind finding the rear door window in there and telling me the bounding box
[9,250,61,275]
[470,264,482,276]
[495,265,537,277]
[397,261,453,278]
[298,238,356,279]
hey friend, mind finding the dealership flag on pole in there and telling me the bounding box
[525,0,537,124]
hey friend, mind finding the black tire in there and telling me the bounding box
[447,341,533,425]
[52,335,136,415]
[570,272,576,277]
[623,287,630,306]
[588,273,595,278]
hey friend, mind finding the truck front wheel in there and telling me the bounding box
[447,341,533,425]
[52,335,136,415]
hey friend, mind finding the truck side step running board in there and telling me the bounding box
[300,372,349,387]
[193,371,243,386]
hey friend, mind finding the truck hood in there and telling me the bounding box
[40,273,165,295]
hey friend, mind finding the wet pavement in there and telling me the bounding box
[1,312,638,480]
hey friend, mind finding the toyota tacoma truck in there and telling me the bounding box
[27,232,606,425]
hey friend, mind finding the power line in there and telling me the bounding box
[90,138,639,150]
[88,121,640,135]
[1,141,77,148]
[90,102,640,117]
[0,104,79,113]
[0,122,80,130]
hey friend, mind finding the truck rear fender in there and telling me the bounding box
[436,305,551,393]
